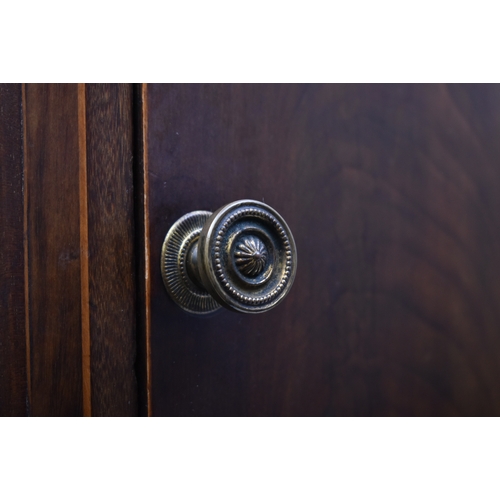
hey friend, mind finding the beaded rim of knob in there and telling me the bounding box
[198,200,297,313]
[212,207,293,306]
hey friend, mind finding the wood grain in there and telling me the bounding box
[0,84,28,416]
[24,84,83,416]
[145,84,500,416]
[85,84,137,416]
[1,84,139,416]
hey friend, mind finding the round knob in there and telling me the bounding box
[161,200,297,314]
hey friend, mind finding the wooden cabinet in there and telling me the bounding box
[2,84,500,416]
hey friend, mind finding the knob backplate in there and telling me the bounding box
[161,211,222,314]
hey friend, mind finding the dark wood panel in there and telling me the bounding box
[24,84,83,416]
[146,84,500,416]
[0,84,28,416]
[85,84,137,416]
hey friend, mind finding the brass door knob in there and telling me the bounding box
[161,200,297,314]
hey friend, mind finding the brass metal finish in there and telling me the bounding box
[161,200,297,314]
[235,236,268,277]
[161,211,222,314]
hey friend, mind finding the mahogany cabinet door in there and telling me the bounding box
[3,84,500,416]
[139,84,500,416]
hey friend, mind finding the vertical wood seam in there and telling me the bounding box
[142,84,152,416]
[79,83,91,417]
[22,83,31,415]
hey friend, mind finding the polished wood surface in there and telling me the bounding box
[144,84,500,416]
[3,83,500,416]
[24,84,84,416]
[0,84,28,416]
[0,84,139,416]
[86,84,137,416]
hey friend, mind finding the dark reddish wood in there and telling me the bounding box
[145,84,500,416]
[0,84,28,416]
[85,84,137,416]
[24,84,83,416]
